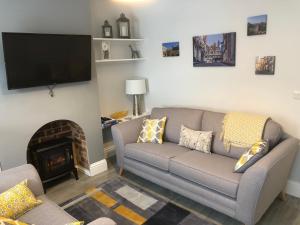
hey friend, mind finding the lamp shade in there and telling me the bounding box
[126,79,146,95]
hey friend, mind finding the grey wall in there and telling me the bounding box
[0,0,104,170]
[133,0,300,182]
[94,0,300,183]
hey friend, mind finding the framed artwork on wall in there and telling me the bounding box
[255,56,276,75]
[247,15,267,36]
[162,42,180,57]
[193,32,236,67]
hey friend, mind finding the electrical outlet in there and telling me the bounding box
[293,91,300,100]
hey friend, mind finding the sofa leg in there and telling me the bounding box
[119,167,124,176]
[278,191,287,201]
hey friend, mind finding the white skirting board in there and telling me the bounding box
[76,159,108,177]
[286,180,300,198]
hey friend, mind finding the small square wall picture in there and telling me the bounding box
[162,42,180,57]
[255,56,276,75]
[247,15,267,36]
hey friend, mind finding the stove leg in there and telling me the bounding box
[119,167,124,176]
[73,168,79,180]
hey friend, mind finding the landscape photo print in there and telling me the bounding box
[193,32,236,67]
[162,42,180,57]
[255,56,276,75]
[247,15,267,36]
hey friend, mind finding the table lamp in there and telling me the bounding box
[126,79,146,116]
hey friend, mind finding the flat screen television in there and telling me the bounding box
[2,32,91,90]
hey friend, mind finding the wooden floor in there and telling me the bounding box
[46,157,300,225]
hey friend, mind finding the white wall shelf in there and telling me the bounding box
[93,37,144,42]
[95,58,146,63]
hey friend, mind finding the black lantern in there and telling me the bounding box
[117,13,130,39]
[102,20,113,38]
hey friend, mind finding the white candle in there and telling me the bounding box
[105,28,110,36]
[121,23,128,36]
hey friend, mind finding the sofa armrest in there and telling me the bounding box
[0,164,44,196]
[236,137,299,225]
[111,116,149,169]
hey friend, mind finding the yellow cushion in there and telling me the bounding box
[0,180,42,219]
[0,216,29,225]
[65,222,84,225]
[234,140,268,173]
[137,117,167,144]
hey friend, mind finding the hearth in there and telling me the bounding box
[29,137,78,189]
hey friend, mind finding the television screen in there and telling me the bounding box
[2,32,91,90]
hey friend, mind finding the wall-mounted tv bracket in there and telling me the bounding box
[47,84,56,97]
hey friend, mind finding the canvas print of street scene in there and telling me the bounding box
[255,56,275,75]
[162,42,180,57]
[193,32,236,67]
[247,15,267,36]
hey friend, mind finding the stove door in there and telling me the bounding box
[37,144,73,181]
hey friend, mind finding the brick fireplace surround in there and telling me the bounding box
[27,120,89,169]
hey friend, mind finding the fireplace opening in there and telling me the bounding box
[27,120,89,189]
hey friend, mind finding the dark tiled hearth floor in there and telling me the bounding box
[46,157,300,225]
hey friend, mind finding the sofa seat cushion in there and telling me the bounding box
[169,151,242,198]
[125,142,190,171]
[18,195,76,225]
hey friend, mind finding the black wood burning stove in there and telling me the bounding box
[29,138,78,189]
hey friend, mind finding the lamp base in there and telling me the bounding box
[133,95,142,116]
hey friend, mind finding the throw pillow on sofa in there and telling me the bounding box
[137,117,167,144]
[0,180,42,219]
[234,140,269,173]
[179,125,213,154]
[0,217,29,225]
[0,217,84,225]
[65,222,84,225]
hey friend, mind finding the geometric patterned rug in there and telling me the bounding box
[61,178,218,225]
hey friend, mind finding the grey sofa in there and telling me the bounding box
[0,164,116,225]
[112,107,299,225]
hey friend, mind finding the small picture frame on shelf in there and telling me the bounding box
[117,13,130,39]
[102,20,113,38]
[101,41,111,60]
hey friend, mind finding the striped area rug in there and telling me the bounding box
[61,178,218,225]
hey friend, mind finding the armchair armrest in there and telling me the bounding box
[236,137,299,225]
[111,116,149,169]
[87,217,116,225]
[0,164,44,196]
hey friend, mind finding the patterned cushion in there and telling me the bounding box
[234,140,269,173]
[0,217,29,225]
[65,222,84,225]
[178,125,213,154]
[137,117,167,144]
[0,180,42,219]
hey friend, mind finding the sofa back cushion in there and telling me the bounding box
[201,111,283,159]
[151,107,204,143]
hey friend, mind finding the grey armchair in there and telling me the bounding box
[0,164,116,225]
